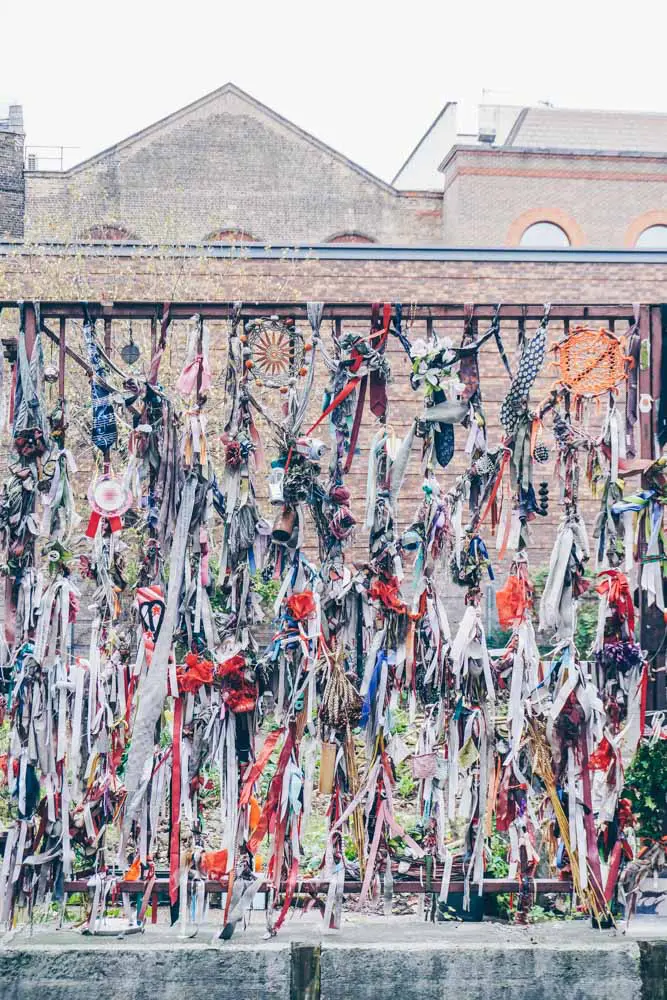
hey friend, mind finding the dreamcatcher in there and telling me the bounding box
[243,316,307,390]
[553,325,632,399]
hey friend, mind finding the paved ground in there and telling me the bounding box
[2,910,666,946]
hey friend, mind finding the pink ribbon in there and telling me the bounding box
[176,354,212,397]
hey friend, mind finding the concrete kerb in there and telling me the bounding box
[0,919,665,1000]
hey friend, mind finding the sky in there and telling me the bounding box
[4,0,667,178]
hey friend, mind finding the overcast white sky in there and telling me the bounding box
[4,0,667,177]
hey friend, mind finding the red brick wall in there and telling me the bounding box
[441,147,667,248]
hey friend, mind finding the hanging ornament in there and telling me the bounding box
[554,325,632,399]
[243,316,305,388]
[120,320,141,365]
[85,471,132,537]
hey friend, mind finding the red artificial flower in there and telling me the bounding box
[217,653,258,713]
[286,591,316,621]
[176,653,215,694]
[368,577,408,615]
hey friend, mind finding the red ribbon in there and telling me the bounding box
[247,728,295,854]
[85,511,122,538]
[239,729,284,807]
[596,570,635,634]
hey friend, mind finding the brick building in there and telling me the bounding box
[4,84,667,247]
[0,104,25,239]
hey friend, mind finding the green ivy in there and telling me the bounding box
[623,739,667,841]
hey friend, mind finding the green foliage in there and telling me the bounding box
[253,572,280,609]
[623,739,667,841]
[486,625,512,649]
[572,591,599,660]
[390,706,409,735]
[485,828,511,919]
[486,830,509,877]
[395,760,416,800]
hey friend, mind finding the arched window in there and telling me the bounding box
[634,225,667,249]
[78,224,138,241]
[204,229,256,242]
[324,232,376,244]
[519,222,570,248]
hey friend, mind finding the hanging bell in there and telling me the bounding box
[120,320,140,365]
[43,364,59,384]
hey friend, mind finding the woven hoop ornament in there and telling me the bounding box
[554,325,632,399]
[85,474,132,537]
[244,317,306,389]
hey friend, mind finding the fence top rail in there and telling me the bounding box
[0,301,643,322]
[2,240,667,264]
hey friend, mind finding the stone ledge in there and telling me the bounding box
[1,919,665,1000]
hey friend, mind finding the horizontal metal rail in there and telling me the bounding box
[0,301,639,322]
[63,877,573,896]
[2,240,667,263]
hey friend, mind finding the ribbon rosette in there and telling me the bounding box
[85,474,132,538]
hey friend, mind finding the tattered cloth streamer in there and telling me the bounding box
[659,304,667,449]
[624,304,640,457]
[247,725,304,933]
[344,302,393,472]
[458,304,511,413]
[176,314,212,398]
[222,302,244,436]
[123,477,197,829]
[147,304,172,386]
[640,498,666,612]
[13,302,48,450]
[538,514,590,640]
[450,604,495,701]
[40,447,80,541]
[291,302,324,433]
[82,317,117,454]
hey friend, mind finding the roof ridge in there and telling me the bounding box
[42,81,396,192]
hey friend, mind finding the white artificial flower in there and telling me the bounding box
[410,338,429,359]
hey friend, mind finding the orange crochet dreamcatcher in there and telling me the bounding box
[553,325,632,399]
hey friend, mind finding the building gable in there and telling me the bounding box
[24,83,441,244]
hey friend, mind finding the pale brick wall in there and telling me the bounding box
[23,88,442,245]
[441,147,667,247]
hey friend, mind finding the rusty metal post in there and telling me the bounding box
[640,306,665,711]
[58,317,66,400]
[104,316,112,356]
